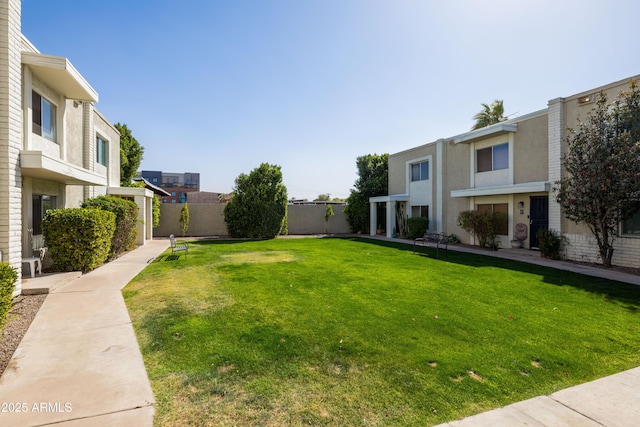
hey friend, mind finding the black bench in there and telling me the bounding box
[413,232,449,258]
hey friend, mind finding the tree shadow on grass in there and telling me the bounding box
[345,236,640,311]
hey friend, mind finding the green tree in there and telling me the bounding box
[555,81,640,267]
[315,193,331,202]
[115,123,144,187]
[472,100,506,130]
[224,163,288,238]
[179,202,190,237]
[344,153,388,234]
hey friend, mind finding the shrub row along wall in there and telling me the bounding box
[155,204,351,237]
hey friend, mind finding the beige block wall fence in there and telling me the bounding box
[155,204,351,237]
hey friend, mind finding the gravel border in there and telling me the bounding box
[0,294,46,376]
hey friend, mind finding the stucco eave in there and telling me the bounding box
[108,187,154,198]
[452,123,518,145]
[22,52,99,102]
[20,151,107,186]
[450,181,551,198]
[369,194,410,203]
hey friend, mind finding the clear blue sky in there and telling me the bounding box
[21,0,640,200]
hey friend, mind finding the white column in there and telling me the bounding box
[386,202,395,238]
[369,202,377,236]
[146,196,153,241]
[135,194,145,245]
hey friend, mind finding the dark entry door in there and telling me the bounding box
[529,196,549,248]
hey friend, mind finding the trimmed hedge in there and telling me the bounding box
[0,262,18,329]
[407,217,429,239]
[43,208,116,272]
[82,196,138,259]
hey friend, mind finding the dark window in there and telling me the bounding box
[477,147,493,172]
[477,143,508,172]
[32,195,56,234]
[32,91,57,142]
[411,161,429,181]
[411,205,429,218]
[96,136,107,166]
[622,209,640,235]
[476,203,508,235]
[493,143,509,169]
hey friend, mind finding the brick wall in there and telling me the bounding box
[547,98,564,232]
[0,0,23,294]
[563,233,640,268]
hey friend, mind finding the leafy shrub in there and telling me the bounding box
[537,229,566,260]
[324,204,334,233]
[0,262,18,329]
[407,217,429,239]
[82,196,138,258]
[457,210,507,250]
[152,195,161,228]
[43,208,116,272]
[224,163,288,238]
[180,202,190,237]
[448,234,460,244]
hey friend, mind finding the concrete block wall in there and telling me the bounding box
[154,203,350,237]
[286,204,349,235]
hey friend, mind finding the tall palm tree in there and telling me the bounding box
[472,99,506,130]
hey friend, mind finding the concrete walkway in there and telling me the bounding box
[0,239,169,427]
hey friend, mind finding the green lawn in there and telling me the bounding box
[123,237,640,426]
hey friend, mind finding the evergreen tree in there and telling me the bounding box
[555,81,640,266]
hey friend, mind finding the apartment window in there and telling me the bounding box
[171,191,176,197]
[476,203,508,235]
[477,143,508,172]
[32,91,57,142]
[622,209,640,235]
[411,205,429,218]
[96,136,107,166]
[152,178,158,183]
[411,161,429,181]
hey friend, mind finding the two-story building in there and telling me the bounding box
[0,0,155,294]
[372,75,640,268]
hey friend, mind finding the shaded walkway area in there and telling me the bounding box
[0,240,169,426]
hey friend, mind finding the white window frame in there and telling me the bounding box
[411,161,429,182]
[96,135,108,166]
[477,142,508,173]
